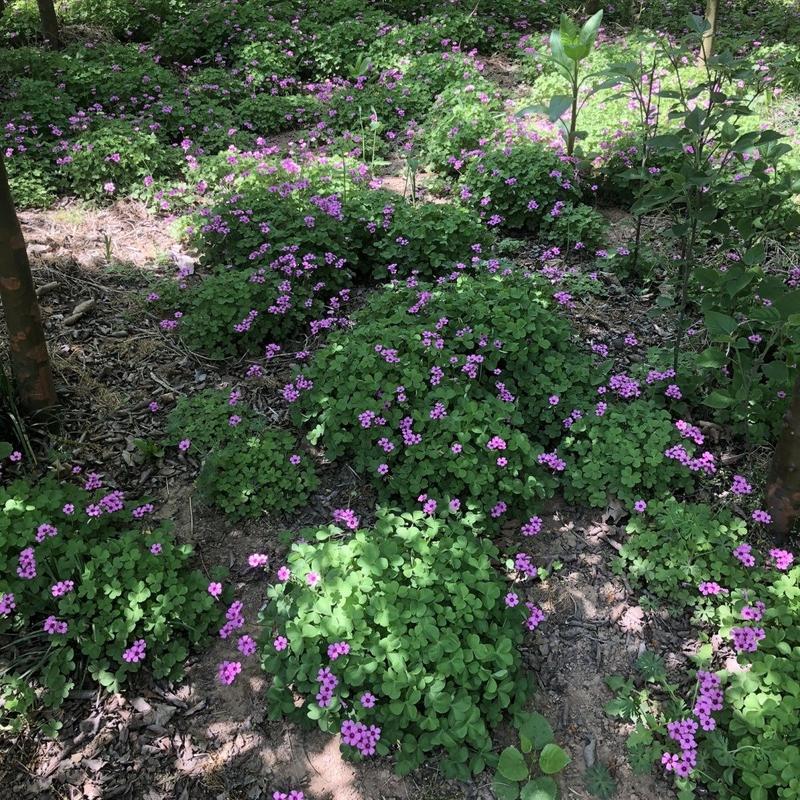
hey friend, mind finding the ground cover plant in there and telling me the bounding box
[1,0,800,798]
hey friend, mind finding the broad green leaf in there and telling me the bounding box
[742,244,765,266]
[493,775,522,800]
[518,711,555,750]
[703,390,735,409]
[548,95,572,122]
[498,746,529,782]
[522,777,558,800]
[579,10,603,46]
[704,311,738,337]
[696,348,726,369]
[539,743,571,774]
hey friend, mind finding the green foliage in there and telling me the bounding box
[493,712,570,800]
[165,389,260,454]
[539,202,607,252]
[688,262,798,443]
[185,165,388,274]
[0,478,221,732]
[585,763,617,799]
[615,514,800,800]
[59,121,179,202]
[370,202,492,280]
[562,402,693,509]
[234,41,294,84]
[709,564,800,800]
[538,10,603,156]
[5,156,57,209]
[197,429,317,519]
[424,82,502,173]
[458,142,580,234]
[294,267,597,516]
[59,44,178,109]
[234,94,322,136]
[259,509,531,778]
[616,498,750,611]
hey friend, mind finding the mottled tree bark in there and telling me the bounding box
[766,373,800,544]
[36,0,61,49]
[701,0,719,63]
[0,153,57,416]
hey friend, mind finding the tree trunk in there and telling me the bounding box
[700,0,719,63]
[36,0,61,49]
[766,372,800,544]
[0,153,57,416]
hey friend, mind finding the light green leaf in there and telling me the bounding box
[522,777,558,800]
[539,743,571,774]
[498,746,529,782]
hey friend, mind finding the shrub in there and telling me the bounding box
[165,388,261,453]
[0,477,221,732]
[259,509,532,778]
[369,201,492,280]
[196,429,317,519]
[539,202,607,253]
[562,400,694,509]
[458,141,580,233]
[616,501,800,799]
[60,44,179,109]
[234,41,295,84]
[58,120,179,202]
[5,156,57,209]
[186,166,393,273]
[424,82,502,173]
[234,94,322,136]
[173,247,354,357]
[292,267,597,518]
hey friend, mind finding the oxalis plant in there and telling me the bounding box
[493,711,571,800]
[519,10,604,157]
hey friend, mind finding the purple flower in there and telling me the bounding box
[238,635,257,656]
[208,582,223,598]
[633,500,647,513]
[0,593,16,617]
[733,543,756,567]
[43,615,68,635]
[277,566,291,582]
[769,548,794,571]
[274,635,288,651]
[218,660,242,685]
[360,692,376,708]
[123,639,147,663]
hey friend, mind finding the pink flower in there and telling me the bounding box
[238,635,257,656]
[274,635,288,651]
[306,572,319,586]
[208,582,223,598]
[277,566,291,582]
[217,660,242,685]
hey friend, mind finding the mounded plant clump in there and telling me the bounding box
[260,509,533,778]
